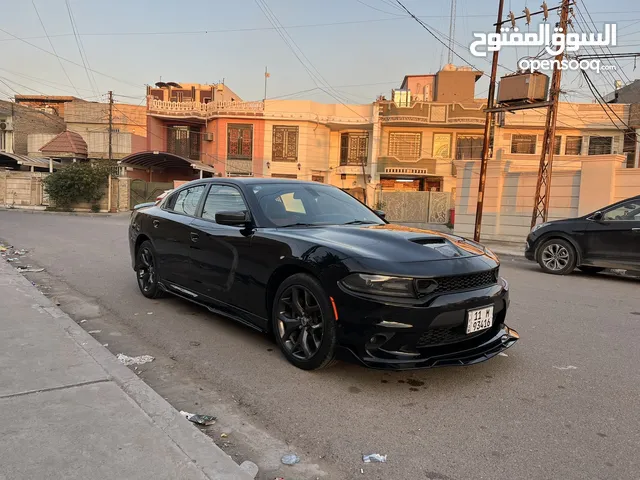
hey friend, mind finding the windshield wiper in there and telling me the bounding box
[278,222,317,228]
[342,220,378,225]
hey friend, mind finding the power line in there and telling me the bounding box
[31,0,81,97]
[0,28,141,89]
[64,0,99,97]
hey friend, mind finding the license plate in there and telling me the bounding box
[466,306,494,334]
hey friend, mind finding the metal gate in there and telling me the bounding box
[129,180,174,209]
[380,191,451,225]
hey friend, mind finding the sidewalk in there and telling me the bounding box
[0,259,253,480]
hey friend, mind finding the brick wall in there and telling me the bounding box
[0,100,66,155]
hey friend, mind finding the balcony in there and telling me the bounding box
[148,99,264,119]
[379,101,485,126]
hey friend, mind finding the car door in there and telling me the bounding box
[152,184,207,287]
[189,184,256,310]
[585,198,640,268]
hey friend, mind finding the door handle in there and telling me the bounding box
[152,219,160,228]
[190,232,199,243]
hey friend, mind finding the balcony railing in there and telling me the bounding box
[379,101,485,126]
[149,99,264,118]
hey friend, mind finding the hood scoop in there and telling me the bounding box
[411,237,464,258]
[411,237,446,245]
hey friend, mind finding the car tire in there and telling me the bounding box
[272,273,337,370]
[135,240,166,299]
[578,266,605,275]
[537,238,577,275]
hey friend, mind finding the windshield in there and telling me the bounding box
[249,183,385,227]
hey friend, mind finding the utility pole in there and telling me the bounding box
[530,0,570,228]
[447,0,457,64]
[108,90,113,161]
[473,0,504,242]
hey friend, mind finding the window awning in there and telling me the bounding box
[0,152,60,170]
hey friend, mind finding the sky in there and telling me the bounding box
[1,0,639,106]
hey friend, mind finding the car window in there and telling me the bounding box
[603,200,640,221]
[201,185,248,221]
[249,183,384,227]
[170,185,206,216]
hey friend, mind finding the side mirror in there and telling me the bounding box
[592,211,603,221]
[374,210,386,219]
[215,210,251,227]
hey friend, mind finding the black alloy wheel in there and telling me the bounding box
[273,273,337,370]
[136,241,165,299]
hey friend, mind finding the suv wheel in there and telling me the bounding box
[537,238,577,275]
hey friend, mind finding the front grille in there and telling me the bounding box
[416,269,498,296]
[415,326,486,348]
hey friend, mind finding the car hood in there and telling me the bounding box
[273,223,498,263]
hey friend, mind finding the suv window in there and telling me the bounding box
[603,199,640,221]
[201,185,247,221]
[169,185,206,216]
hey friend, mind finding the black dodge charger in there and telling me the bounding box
[129,178,518,370]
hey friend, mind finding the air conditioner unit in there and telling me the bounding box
[0,121,7,130]
[204,132,214,142]
[216,85,224,92]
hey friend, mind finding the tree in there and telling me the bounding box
[43,162,114,210]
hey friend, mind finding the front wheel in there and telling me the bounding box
[136,240,166,299]
[272,273,337,370]
[537,238,577,275]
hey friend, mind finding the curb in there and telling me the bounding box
[0,208,120,217]
[4,261,253,480]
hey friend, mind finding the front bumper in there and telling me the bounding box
[524,235,536,260]
[333,284,518,370]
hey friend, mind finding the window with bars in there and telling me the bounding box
[554,136,561,155]
[455,135,483,160]
[511,134,537,154]
[272,126,299,162]
[340,132,369,165]
[388,132,421,161]
[167,126,201,161]
[565,136,582,155]
[227,125,253,160]
[588,136,613,155]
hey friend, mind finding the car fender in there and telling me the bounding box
[534,231,584,264]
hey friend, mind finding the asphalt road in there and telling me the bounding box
[1,210,639,480]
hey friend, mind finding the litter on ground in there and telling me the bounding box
[553,365,577,370]
[116,353,155,366]
[281,453,300,465]
[179,411,217,426]
[88,330,101,334]
[363,453,387,463]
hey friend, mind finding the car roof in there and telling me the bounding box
[198,177,328,187]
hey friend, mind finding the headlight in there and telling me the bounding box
[340,274,415,298]
[531,222,549,233]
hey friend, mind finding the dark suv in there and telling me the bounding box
[525,196,640,275]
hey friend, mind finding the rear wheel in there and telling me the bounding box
[537,238,577,275]
[272,273,337,370]
[578,266,605,275]
[136,240,166,299]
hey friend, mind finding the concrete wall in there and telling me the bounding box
[453,154,637,242]
[1,171,125,212]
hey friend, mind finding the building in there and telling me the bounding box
[373,65,486,196]
[0,100,65,171]
[14,95,81,118]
